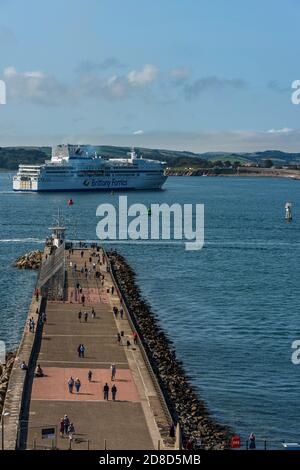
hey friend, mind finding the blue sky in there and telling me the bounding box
[0,0,300,151]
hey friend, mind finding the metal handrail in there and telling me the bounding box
[38,242,65,288]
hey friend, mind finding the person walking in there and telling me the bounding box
[78,310,82,322]
[91,308,96,319]
[249,433,256,449]
[88,370,93,382]
[103,383,109,400]
[60,418,64,437]
[75,378,81,393]
[111,384,117,401]
[169,423,175,438]
[68,422,75,440]
[77,343,85,358]
[81,294,85,306]
[84,311,88,322]
[113,306,118,318]
[117,333,121,345]
[68,376,74,393]
[111,364,116,381]
[111,286,114,295]
[120,308,124,319]
[63,415,70,435]
[79,344,85,358]
[133,332,138,345]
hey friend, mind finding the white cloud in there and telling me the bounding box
[2,63,158,104]
[77,63,158,101]
[267,127,293,134]
[127,64,158,86]
[133,129,144,135]
[102,75,128,99]
[3,66,68,105]
[3,66,17,77]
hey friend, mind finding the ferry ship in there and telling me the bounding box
[13,144,168,191]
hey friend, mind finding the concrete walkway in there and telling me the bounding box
[24,248,169,450]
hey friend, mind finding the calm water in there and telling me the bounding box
[0,172,299,447]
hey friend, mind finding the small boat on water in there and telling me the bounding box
[285,202,292,221]
[282,442,300,450]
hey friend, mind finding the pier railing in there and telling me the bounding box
[37,242,66,300]
[1,294,45,450]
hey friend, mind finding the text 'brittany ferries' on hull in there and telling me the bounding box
[13,144,168,191]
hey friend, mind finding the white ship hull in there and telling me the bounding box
[13,144,168,192]
[13,173,167,191]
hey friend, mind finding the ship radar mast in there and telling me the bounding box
[129,147,141,161]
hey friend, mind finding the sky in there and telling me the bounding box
[0,0,300,152]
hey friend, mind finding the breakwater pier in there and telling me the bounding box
[0,225,174,450]
[0,223,229,450]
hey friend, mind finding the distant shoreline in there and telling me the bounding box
[166,168,300,180]
[1,168,299,181]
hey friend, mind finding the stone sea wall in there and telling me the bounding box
[0,353,15,415]
[13,251,42,269]
[107,250,231,450]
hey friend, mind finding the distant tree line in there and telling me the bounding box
[0,147,48,170]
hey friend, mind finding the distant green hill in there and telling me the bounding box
[0,145,299,170]
[0,147,49,170]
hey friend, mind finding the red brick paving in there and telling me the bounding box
[25,248,155,449]
[67,287,99,304]
[31,367,140,402]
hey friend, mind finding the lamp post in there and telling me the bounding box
[1,411,10,450]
